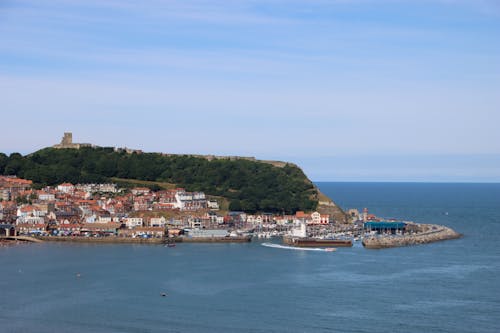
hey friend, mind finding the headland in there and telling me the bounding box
[0,133,461,250]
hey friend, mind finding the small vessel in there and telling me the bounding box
[262,243,336,252]
[283,237,352,247]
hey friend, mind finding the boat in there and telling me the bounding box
[262,243,336,252]
[283,236,352,247]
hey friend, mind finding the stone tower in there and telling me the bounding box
[53,132,92,149]
[61,132,73,146]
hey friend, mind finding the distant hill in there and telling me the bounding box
[0,147,329,215]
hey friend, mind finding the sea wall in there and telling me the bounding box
[179,236,251,243]
[362,223,462,249]
[35,235,252,244]
[36,236,165,244]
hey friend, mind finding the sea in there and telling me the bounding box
[1,182,499,333]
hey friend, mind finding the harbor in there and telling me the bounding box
[1,182,496,333]
[4,215,461,249]
[0,176,463,250]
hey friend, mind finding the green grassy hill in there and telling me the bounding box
[0,147,319,214]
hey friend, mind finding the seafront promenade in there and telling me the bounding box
[0,235,43,243]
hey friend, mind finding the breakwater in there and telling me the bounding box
[362,223,462,249]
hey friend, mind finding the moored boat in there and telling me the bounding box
[283,236,352,247]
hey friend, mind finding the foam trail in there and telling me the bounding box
[262,243,336,252]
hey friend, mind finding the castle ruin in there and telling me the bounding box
[53,132,92,149]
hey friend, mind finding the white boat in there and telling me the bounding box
[262,242,336,252]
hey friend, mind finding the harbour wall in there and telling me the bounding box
[35,235,251,244]
[178,236,251,243]
[362,224,462,249]
[36,236,165,244]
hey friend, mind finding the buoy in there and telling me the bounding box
[161,292,167,297]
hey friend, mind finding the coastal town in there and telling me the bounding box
[0,175,357,242]
[0,174,462,248]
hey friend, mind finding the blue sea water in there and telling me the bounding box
[1,182,499,333]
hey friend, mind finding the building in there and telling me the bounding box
[0,176,33,200]
[364,221,406,234]
[57,183,75,194]
[52,132,92,149]
[173,189,207,210]
[309,212,330,225]
[150,216,167,227]
[131,187,151,196]
[124,217,143,228]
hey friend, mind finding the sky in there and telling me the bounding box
[1,0,499,182]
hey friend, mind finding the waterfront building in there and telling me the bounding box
[124,217,143,228]
[15,223,47,235]
[149,217,167,227]
[309,211,330,225]
[364,221,406,234]
[81,222,121,236]
[185,229,229,238]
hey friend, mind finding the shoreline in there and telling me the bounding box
[4,224,461,249]
[362,223,462,249]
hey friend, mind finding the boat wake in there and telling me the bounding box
[261,243,336,252]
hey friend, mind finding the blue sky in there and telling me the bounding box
[1,0,499,181]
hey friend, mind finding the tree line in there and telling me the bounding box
[0,148,318,213]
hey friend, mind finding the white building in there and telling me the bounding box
[38,192,55,201]
[174,190,207,210]
[57,183,75,194]
[150,217,167,227]
[125,217,143,228]
[207,200,219,210]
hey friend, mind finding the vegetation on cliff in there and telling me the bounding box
[0,148,318,213]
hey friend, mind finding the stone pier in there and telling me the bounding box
[362,223,462,249]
